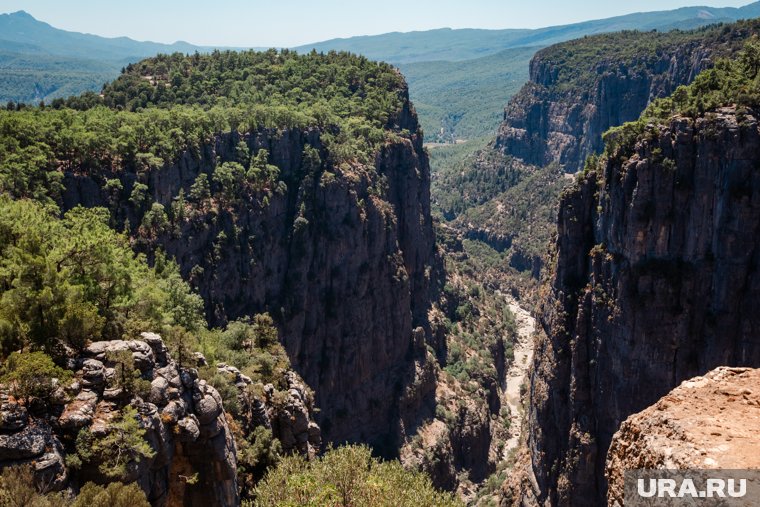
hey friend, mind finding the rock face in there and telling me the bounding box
[606,367,760,505]
[525,106,760,505]
[0,333,238,506]
[216,364,322,457]
[494,25,760,173]
[451,25,760,284]
[59,84,440,450]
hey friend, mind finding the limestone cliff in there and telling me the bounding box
[494,22,760,173]
[524,106,760,505]
[59,83,439,452]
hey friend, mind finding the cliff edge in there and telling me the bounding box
[606,367,760,505]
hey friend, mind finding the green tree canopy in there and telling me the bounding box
[254,445,461,507]
[0,198,205,357]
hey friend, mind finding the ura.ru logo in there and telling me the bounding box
[637,478,747,499]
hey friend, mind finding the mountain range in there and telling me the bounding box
[3,3,760,139]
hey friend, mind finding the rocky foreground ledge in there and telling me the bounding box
[606,367,760,505]
[0,333,321,506]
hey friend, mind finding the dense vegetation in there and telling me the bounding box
[399,47,536,141]
[254,445,461,507]
[431,145,526,220]
[0,464,150,506]
[7,7,757,141]
[0,198,204,356]
[0,47,469,504]
[0,49,410,209]
[455,164,568,270]
[534,20,760,96]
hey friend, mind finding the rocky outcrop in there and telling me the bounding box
[606,367,760,505]
[494,23,760,173]
[399,375,495,497]
[216,364,322,457]
[58,83,440,451]
[523,106,760,505]
[0,333,238,506]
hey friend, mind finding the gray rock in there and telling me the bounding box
[180,368,198,388]
[193,352,208,367]
[308,421,321,447]
[141,332,168,366]
[199,414,225,440]
[0,397,28,431]
[0,423,50,459]
[149,376,170,406]
[80,358,105,388]
[34,450,68,491]
[194,391,221,425]
[177,415,200,442]
[161,400,185,425]
[87,340,155,372]
[156,363,182,389]
[58,389,98,429]
[102,386,124,401]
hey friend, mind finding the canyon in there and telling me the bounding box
[3,9,760,507]
[501,45,760,507]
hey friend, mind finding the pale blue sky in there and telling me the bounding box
[0,0,754,47]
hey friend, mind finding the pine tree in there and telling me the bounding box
[90,406,156,479]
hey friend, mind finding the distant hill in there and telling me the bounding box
[294,2,760,64]
[0,10,202,61]
[296,2,760,140]
[397,46,538,142]
[3,3,760,136]
[0,10,227,104]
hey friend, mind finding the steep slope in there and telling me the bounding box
[519,44,760,505]
[439,20,760,296]
[495,21,760,173]
[300,2,760,138]
[398,46,538,142]
[0,50,440,456]
[1,334,240,505]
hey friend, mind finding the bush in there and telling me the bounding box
[105,349,151,399]
[0,198,206,357]
[254,445,461,507]
[75,406,156,479]
[1,351,71,406]
[72,482,149,507]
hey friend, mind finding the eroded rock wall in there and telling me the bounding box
[1,333,238,506]
[59,87,440,451]
[525,107,760,505]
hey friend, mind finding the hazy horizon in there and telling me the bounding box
[0,0,754,48]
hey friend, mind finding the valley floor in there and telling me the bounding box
[502,294,535,457]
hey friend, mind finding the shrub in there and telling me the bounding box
[72,482,149,507]
[1,351,71,406]
[75,406,156,479]
[254,445,461,507]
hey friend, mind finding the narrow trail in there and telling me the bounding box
[502,294,536,456]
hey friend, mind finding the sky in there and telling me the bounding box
[0,0,755,47]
